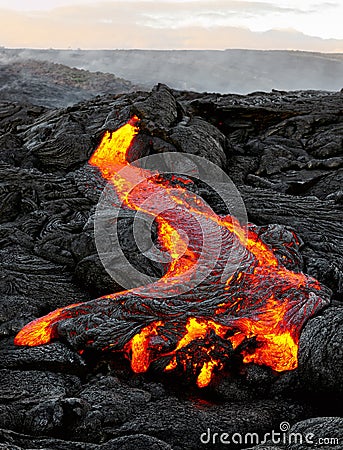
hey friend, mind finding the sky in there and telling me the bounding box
[0,0,342,51]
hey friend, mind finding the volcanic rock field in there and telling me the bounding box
[0,82,342,449]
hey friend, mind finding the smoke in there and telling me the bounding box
[1,47,343,94]
[0,49,110,107]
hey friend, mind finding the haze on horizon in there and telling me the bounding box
[0,0,342,52]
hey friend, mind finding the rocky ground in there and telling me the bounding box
[0,83,342,449]
[0,59,137,108]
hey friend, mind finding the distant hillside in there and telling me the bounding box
[0,57,137,107]
[1,48,342,94]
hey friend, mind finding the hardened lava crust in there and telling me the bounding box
[0,84,342,449]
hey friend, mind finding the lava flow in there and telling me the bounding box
[15,115,331,388]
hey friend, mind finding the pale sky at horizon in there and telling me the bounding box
[0,0,342,51]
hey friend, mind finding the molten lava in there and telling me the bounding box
[15,116,330,388]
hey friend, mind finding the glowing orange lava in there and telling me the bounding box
[15,116,330,388]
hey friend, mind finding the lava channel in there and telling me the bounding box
[15,116,331,388]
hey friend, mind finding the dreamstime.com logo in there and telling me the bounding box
[199,422,340,447]
[94,152,248,297]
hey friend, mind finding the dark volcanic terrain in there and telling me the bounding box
[0,59,137,108]
[0,77,342,449]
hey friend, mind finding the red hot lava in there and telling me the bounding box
[15,116,330,388]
